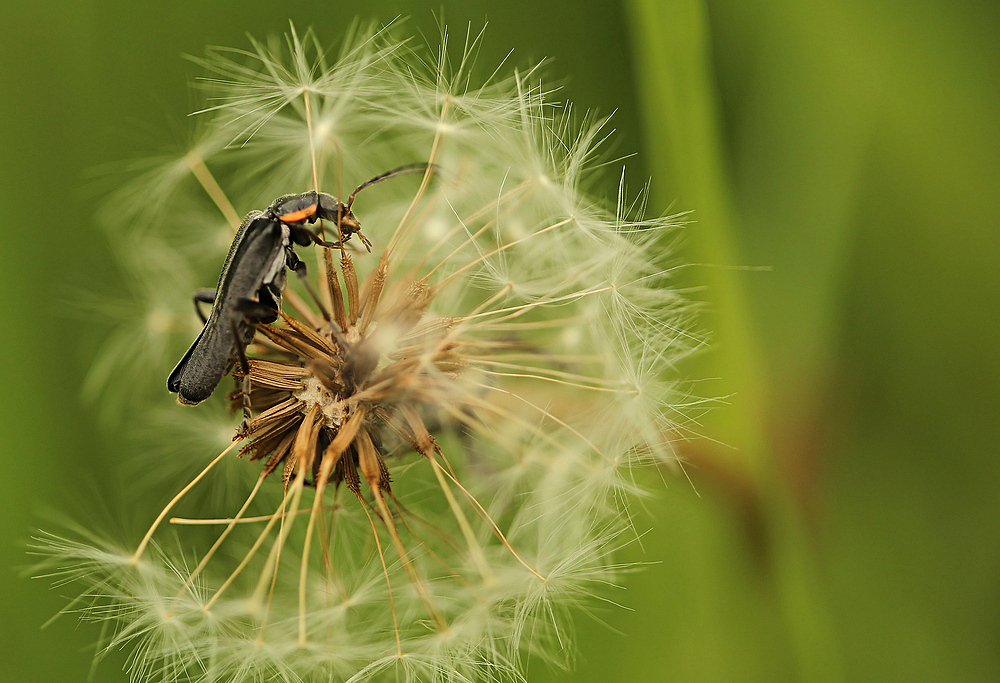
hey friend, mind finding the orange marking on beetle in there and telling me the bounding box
[277,204,317,223]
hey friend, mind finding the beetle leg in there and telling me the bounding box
[193,288,216,324]
[233,297,279,321]
[314,229,370,252]
[228,297,281,427]
[286,250,333,322]
[290,224,345,250]
[227,310,253,426]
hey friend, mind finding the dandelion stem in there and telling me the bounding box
[465,283,513,320]
[414,180,530,274]
[303,88,321,193]
[427,446,546,583]
[257,481,297,641]
[371,485,448,630]
[176,471,267,595]
[313,487,347,605]
[386,97,449,254]
[421,208,505,282]
[297,409,365,646]
[357,426,448,630]
[471,357,626,385]
[203,482,298,610]
[255,407,321,640]
[427,450,495,585]
[433,217,576,289]
[469,382,614,466]
[458,283,615,324]
[170,505,342,525]
[358,497,402,657]
[130,440,239,565]
[475,366,632,394]
[185,152,242,230]
[387,493,468,583]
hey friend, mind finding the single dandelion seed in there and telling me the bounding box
[39,21,700,683]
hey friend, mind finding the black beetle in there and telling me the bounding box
[167,163,430,406]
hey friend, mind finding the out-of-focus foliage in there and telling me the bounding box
[1,1,996,681]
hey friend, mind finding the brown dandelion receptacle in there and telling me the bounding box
[232,250,471,502]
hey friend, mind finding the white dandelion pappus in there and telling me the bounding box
[39,22,697,683]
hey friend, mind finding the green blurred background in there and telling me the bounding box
[2,0,997,680]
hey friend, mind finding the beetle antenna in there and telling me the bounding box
[345,163,435,213]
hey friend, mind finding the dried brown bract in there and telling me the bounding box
[232,249,475,504]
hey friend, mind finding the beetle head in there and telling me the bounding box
[317,192,362,236]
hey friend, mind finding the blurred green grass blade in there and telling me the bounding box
[624,0,764,456]
[624,1,844,680]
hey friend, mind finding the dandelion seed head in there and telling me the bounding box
[46,22,700,683]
